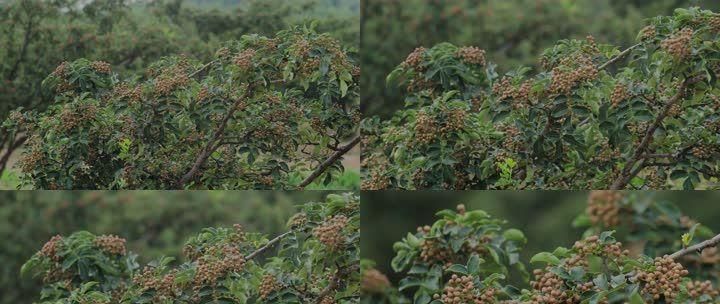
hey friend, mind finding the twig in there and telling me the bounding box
[315,263,359,302]
[669,233,720,259]
[189,59,218,78]
[245,230,294,261]
[598,43,641,70]
[297,136,360,189]
[610,76,704,189]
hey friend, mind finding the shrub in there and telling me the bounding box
[362,8,720,190]
[362,191,720,303]
[5,26,360,189]
[22,193,360,303]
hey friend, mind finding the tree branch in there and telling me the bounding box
[315,263,359,302]
[610,76,704,189]
[189,59,218,78]
[0,135,27,176]
[297,136,360,189]
[598,43,640,70]
[176,90,252,189]
[245,230,294,261]
[669,233,720,260]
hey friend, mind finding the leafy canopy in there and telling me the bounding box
[362,7,720,190]
[362,192,720,303]
[22,193,360,304]
[5,25,360,189]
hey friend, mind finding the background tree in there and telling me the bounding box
[363,8,720,190]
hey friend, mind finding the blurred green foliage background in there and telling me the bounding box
[361,191,720,285]
[361,0,720,117]
[0,191,345,304]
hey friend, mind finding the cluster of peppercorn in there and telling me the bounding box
[455,46,486,66]
[93,234,127,256]
[90,61,111,74]
[313,215,349,251]
[402,47,427,69]
[114,83,143,104]
[411,105,469,147]
[39,235,64,261]
[530,235,629,304]
[153,65,191,96]
[492,76,534,109]
[527,235,628,304]
[361,268,391,294]
[232,48,257,71]
[361,169,391,190]
[593,140,621,164]
[634,256,689,302]
[661,28,694,59]
[586,190,625,227]
[640,25,657,41]
[691,144,716,159]
[644,170,666,189]
[548,54,598,95]
[186,245,247,302]
[499,124,522,153]
[288,212,308,229]
[529,268,578,303]
[57,102,99,132]
[259,274,280,300]
[710,15,720,31]
[433,274,496,304]
[610,82,631,107]
[413,112,437,144]
[686,280,720,300]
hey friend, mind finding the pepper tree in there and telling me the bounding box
[362,7,720,190]
[5,25,360,189]
[22,193,360,303]
[361,192,720,303]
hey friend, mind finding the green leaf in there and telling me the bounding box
[445,264,468,275]
[502,229,526,243]
[682,223,700,247]
[339,79,348,97]
[467,254,483,274]
[629,291,645,304]
[530,252,560,266]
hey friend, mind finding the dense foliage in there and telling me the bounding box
[361,191,720,303]
[362,8,720,190]
[0,0,359,187]
[5,25,360,189]
[360,0,720,118]
[1,191,318,304]
[0,0,213,175]
[22,193,360,304]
